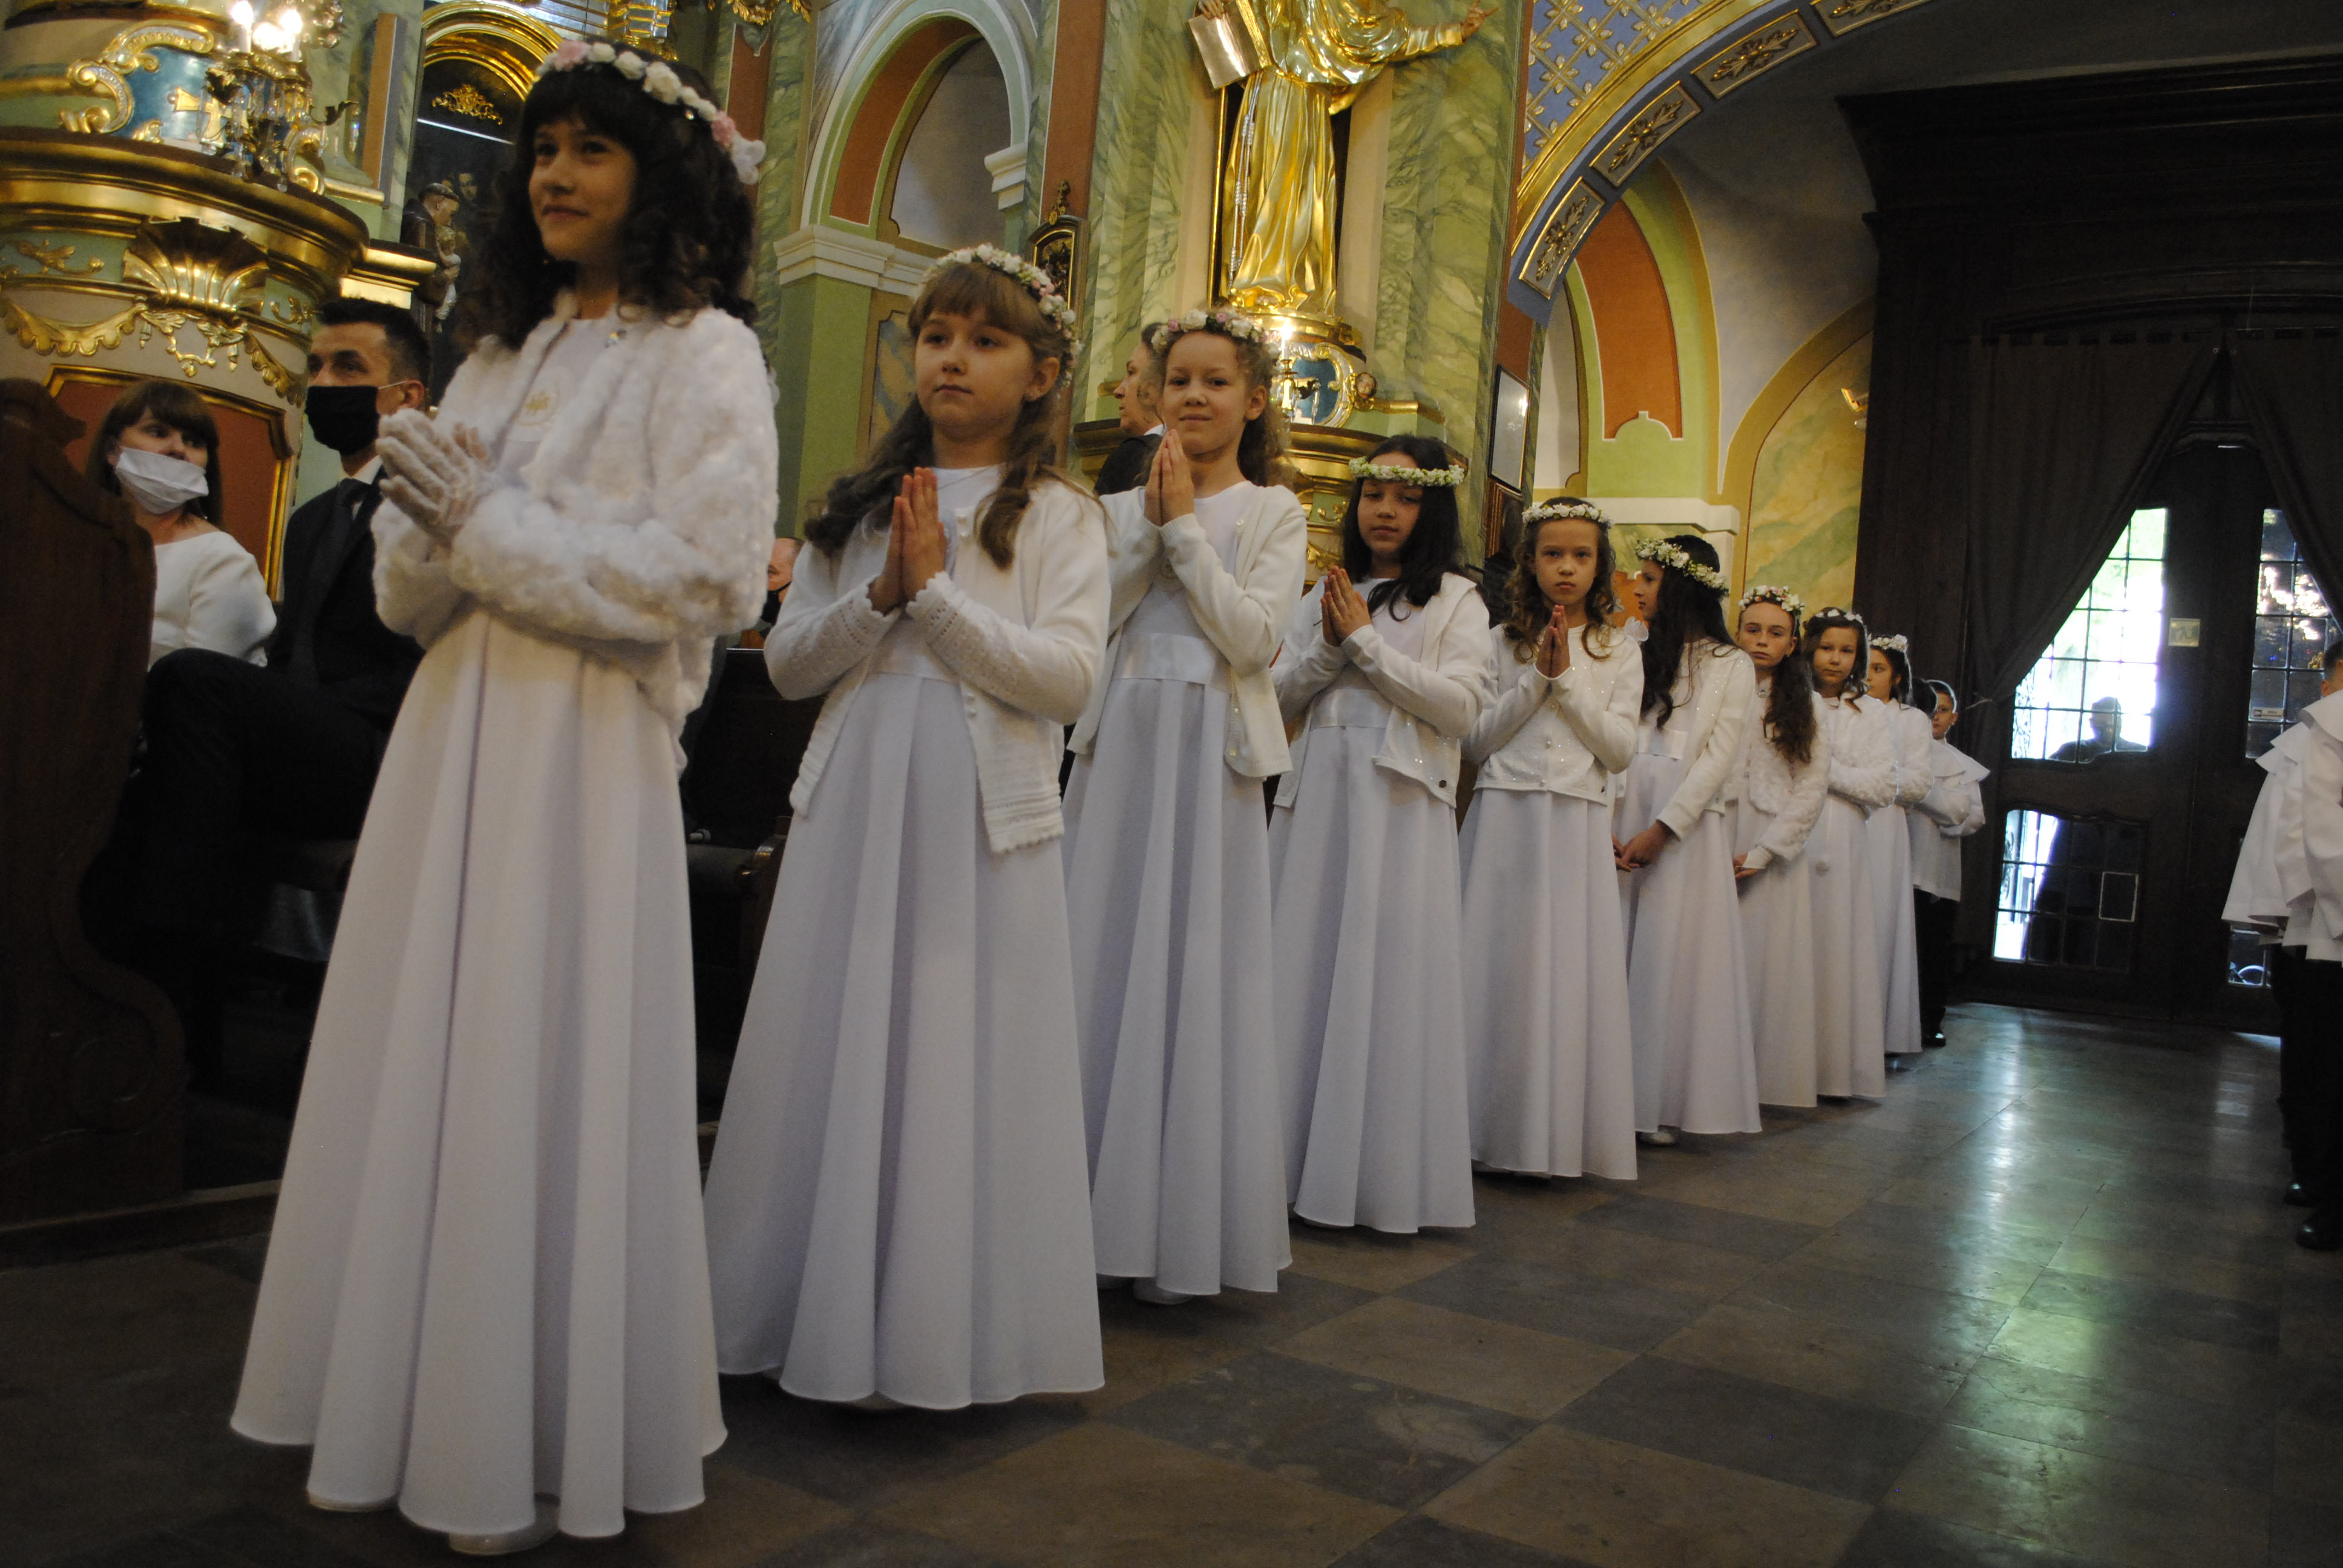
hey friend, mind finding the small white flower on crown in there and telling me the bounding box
[1737,583,1806,620]
[1147,305,1273,352]
[1631,537,1729,593]
[925,243,1080,338]
[1523,498,1608,526]
[1349,456,1466,487]
[537,41,767,186]
[1872,633,1909,653]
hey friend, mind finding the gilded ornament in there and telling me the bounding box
[1820,0,1934,34]
[431,82,502,122]
[1598,83,1696,183]
[57,25,216,136]
[1697,18,1814,96]
[11,240,105,278]
[1522,181,1601,297]
[722,0,811,25]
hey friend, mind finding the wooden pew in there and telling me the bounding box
[0,380,182,1224]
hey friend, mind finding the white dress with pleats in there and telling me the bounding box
[1810,694,1892,1098]
[1061,484,1289,1296]
[1867,699,1932,1055]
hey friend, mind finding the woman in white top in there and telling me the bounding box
[1909,678,1988,1046]
[1613,535,1760,1143]
[84,379,273,665]
[1865,635,1933,1056]
[1727,589,1831,1107]
[1459,498,1642,1181]
[233,51,773,1552]
[1063,307,1305,1304]
[702,252,1110,1411]
[1271,434,1490,1233]
[1802,608,1893,1099]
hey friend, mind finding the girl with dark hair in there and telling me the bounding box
[702,249,1109,1409]
[1061,307,1306,1305]
[1726,588,1833,1106]
[1458,500,1642,1180]
[232,42,776,1552]
[1864,634,1931,1058]
[86,379,272,665]
[1802,607,1893,1097]
[1909,679,1988,1047]
[1612,534,1760,1144]
[1269,437,1490,1231]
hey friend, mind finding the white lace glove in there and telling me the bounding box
[378,409,492,541]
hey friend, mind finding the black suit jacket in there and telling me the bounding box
[1095,432,1161,497]
[267,479,424,731]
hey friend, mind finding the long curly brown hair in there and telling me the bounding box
[459,50,755,350]
[1500,503,1624,661]
[1735,598,1817,767]
[1144,318,1292,486]
[803,261,1075,568]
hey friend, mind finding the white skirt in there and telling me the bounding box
[1062,673,1289,1295]
[1270,725,1475,1232]
[231,609,723,1542]
[1866,802,1924,1054]
[701,673,1104,1409]
[1615,753,1760,1135]
[1809,797,1887,1099]
[1459,788,1637,1179]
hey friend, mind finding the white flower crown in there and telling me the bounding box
[926,243,1079,338]
[1738,584,1806,619]
[1349,456,1465,487]
[1872,633,1909,654]
[537,41,765,186]
[1632,537,1729,593]
[1523,498,1608,526]
[1147,305,1273,351]
[1810,605,1869,629]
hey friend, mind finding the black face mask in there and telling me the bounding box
[305,383,384,455]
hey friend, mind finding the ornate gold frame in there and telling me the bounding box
[419,2,564,102]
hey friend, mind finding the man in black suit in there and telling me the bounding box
[1093,341,1162,496]
[120,298,431,1070]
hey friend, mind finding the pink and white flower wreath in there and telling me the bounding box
[539,39,766,187]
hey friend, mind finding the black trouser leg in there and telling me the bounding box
[2289,958,2343,1223]
[2273,946,2315,1181]
[1915,890,1959,1041]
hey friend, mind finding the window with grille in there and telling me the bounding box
[2010,509,2166,762]
[1994,810,2143,972]
[2247,508,2338,760]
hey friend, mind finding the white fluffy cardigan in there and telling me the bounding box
[1728,687,1830,874]
[373,298,778,751]
[766,477,1109,854]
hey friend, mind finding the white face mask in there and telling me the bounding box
[113,445,211,516]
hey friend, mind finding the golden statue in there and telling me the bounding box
[1194,0,1488,324]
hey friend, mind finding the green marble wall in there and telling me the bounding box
[1743,333,1869,610]
[1366,1,1519,483]
[1076,0,1209,422]
[749,11,812,336]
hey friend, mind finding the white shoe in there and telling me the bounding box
[1636,1128,1679,1147]
[306,1491,393,1514]
[448,1499,559,1557]
[1132,1279,1194,1306]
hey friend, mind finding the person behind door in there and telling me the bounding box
[1613,535,1760,1145]
[1062,305,1306,1304]
[232,42,775,1552]
[1726,587,1832,1108]
[1270,434,1490,1232]
[1909,679,1988,1047]
[1458,498,1642,1181]
[702,246,1111,1408]
[84,379,272,667]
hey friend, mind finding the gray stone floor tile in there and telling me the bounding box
[1570,1193,1823,1259]
[1329,1514,1591,1567]
[712,1376,1087,1508]
[1397,1249,1714,1352]
[1835,1508,2120,1567]
[2019,1267,2282,1353]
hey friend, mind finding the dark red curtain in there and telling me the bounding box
[2233,332,2343,603]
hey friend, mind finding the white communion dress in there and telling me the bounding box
[1458,622,1643,1180]
[1614,641,1761,1136]
[231,305,776,1542]
[701,468,1110,1409]
[1061,480,1305,1297]
[1729,681,1831,1108]
[150,527,274,665]
[1810,694,1893,1098]
[1270,572,1490,1232]
[1869,698,1933,1055]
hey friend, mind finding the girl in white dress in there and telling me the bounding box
[1271,433,1491,1232]
[1459,498,1641,1180]
[83,379,275,665]
[1613,535,1759,1143]
[1909,678,1988,1047]
[1728,588,1832,1108]
[233,47,773,1553]
[701,249,1110,1410]
[1865,635,1932,1057]
[1063,307,1306,1304]
[1802,608,1893,1099]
